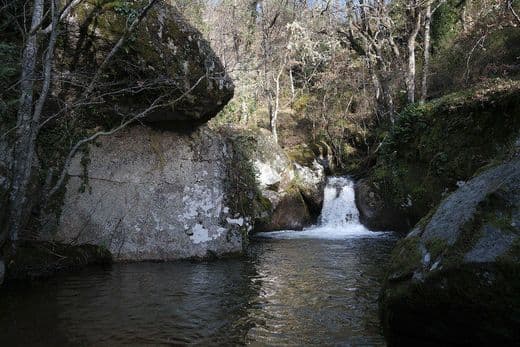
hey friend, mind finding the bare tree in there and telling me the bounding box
[421,0,446,103]
[340,0,401,120]
[406,0,422,104]
[4,0,181,246]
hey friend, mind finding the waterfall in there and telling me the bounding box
[258,177,387,239]
[319,177,362,228]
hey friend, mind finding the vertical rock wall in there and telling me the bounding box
[57,126,250,260]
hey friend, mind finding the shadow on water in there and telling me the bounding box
[0,234,397,346]
[0,176,398,345]
[0,258,262,346]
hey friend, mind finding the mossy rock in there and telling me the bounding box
[257,188,311,232]
[381,263,520,346]
[286,144,317,167]
[3,241,112,282]
[59,0,233,125]
[365,80,520,230]
[380,159,520,346]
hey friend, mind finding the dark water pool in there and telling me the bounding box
[0,235,397,346]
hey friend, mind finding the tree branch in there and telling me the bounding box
[82,0,159,98]
[47,74,207,199]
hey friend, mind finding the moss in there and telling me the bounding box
[425,238,448,260]
[286,145,316,167]
[221,129,267,232]
[366,80,520,227]
[479,190,516,234]
[3,241,112,282]
[415,204,438,232]
[442,216,484,268]
[387,236,422,281]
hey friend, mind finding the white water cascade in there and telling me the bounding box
[258,176,388,239]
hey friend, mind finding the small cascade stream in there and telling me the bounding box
[258,176,387,239]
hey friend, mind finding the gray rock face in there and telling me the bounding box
[56,126,251,260]
[247,130,325,232]
[294,162,326,214]
[463,225,516,263]
[380,159,520,346]
[355,179,411,232]
[421,160,519,245]
[0,137,12,232]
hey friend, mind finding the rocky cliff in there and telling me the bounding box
[357,80,520,232]
[48,1,244,260]
[223,128,326,233]
[56,126,249,260]
[380,158,520,346]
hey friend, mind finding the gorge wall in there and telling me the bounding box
[56,126,251,260]
[44,1,325,261]
[48,1,245,260]
[356,80,520,232]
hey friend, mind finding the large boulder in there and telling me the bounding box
[268,187,312,231]
[380,159,520,346]
[233,129,325,232]
[56,126,251,260]
[355,179,412,232]
[0,137,12,234]
[2,1,239,265]
[288,144,327,215]
[60,0,233,124]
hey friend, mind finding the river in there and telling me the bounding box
[0,177,397,346]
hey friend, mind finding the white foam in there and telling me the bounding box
[257,176,391,240]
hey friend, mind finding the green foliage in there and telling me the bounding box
[368,80,520,225]
[431,0,461,52]
[222,129,270,230]
[430,7,520,96]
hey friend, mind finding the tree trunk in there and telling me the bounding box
[406,11,421,104]
[271,68,282,143]
[421,1,432,103]
[7,0,45,243]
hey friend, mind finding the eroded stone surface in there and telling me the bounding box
[57,126,249,260]
[380,158,520,346]
[0,258,5,286]
[247,130,325,231]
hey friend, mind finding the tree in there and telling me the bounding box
[406,0,421,104]
[3,0,214,248]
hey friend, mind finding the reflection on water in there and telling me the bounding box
[0,235,396,346]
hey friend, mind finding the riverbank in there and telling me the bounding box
[1,241,111,284]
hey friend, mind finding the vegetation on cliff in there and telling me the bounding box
[363,80,520,230]
[0,0,233,257]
